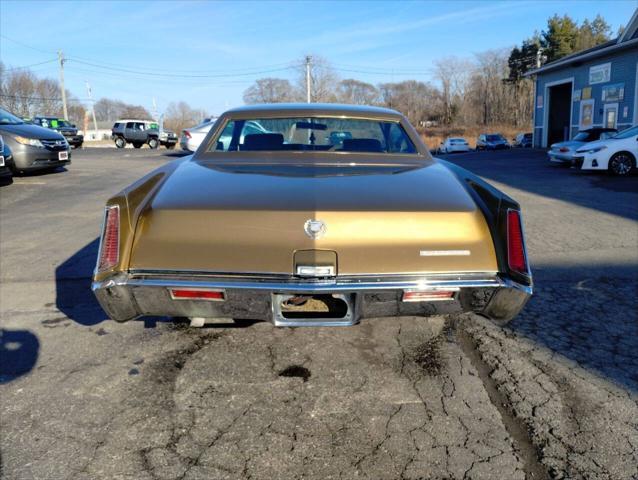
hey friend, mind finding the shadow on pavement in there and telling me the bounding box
[508,263,638,392]
[55,238,108,326]
[0,329,39,384]
[441,149,638,221]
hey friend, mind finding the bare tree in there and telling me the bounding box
[433,57,473,125]
[336,79,379,105]
[243,78,296,104]
[379,80,439,126]
[164,101,203,133]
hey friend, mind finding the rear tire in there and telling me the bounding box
[115,137,126,149]
[608,152,635,176]
[166,144,175,150]
[148,138,159,149]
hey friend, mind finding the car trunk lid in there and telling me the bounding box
[128,160,498,275]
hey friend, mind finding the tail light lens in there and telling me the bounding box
[402,289,457,302]
[183,130,191,139]
[169,289,225,301]
[507,209,528,274]
[97,205,120,272]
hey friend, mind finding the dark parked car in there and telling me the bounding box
[0,135,14,183]
[476,134,510,150]
[512,133,533,148]
[31,116,84,148]
[0,108,71,174]
[111,120,160,149]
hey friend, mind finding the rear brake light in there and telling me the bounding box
[183,130,191,138]
[169,289,225,301]
[402,290,457,302]
[97,205,120,272]
[507,209,528,274]
[559,147,569,152]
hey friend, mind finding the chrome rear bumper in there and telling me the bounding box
[92,271,532,326]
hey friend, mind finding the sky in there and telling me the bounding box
[0,0,635,116]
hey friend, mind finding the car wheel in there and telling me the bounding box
[115,137,126,149]
[608,152,635,176]
[133,143,142,149]
[148,138,159,149]
[166,144,175,150]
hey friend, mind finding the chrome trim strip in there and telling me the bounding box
[99,273,504,293]
[128,269,499,281]
[419,250,470,256]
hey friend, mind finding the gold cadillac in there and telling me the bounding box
[92,104,532,327]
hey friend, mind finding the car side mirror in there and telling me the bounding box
[216,141,224,151]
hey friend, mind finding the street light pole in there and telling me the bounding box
[58,50,68,120]
[85,81,98,137]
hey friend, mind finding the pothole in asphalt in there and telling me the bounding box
[278,365,311,382]
[412,337,443,376]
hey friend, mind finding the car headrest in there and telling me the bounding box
[241,133,284,151]
[341,138,383,152]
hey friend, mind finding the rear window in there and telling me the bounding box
[486,135,504,142]
[209,117,417,154]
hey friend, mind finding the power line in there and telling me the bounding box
[0,35,56,55]
[67,58,296,78]
[64,55,297,75]
[0,93,85,103]
[3,59,58,71]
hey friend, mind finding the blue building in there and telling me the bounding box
[529,10,638,147]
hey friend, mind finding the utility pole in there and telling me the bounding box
[58,50,68,120]
[305,55,312,103]
[536,48,544,69]
[85,80,98,137]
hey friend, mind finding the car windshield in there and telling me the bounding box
[210,117,418,154]
[573,132,594,141]
[45,118,71,128]
[486,135,503,142]
[450,138,465,143]
[0,108,25,125]
[611,126,638,139]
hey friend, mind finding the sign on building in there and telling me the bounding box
[579,99,595,129]
[589,63,611,84]
[602,83,624,102]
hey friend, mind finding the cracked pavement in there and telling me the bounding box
[1,148,637,479]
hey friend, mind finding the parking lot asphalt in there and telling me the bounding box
[1,147,637,479]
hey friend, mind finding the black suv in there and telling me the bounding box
[112,120,160,149]
[32,116,84,148]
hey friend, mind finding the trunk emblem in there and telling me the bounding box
[304,219,326,239]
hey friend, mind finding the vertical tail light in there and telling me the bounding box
[183,130,191,139]
[507,209,528,274]
[97,205,120,272]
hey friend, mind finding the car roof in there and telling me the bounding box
[114,119,156,123]
[224,103,404,120]
[582,127,617,132]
